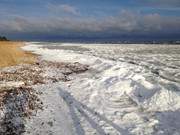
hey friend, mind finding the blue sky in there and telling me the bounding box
[0,0,180,41]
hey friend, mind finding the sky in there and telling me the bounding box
[0,0,180,41]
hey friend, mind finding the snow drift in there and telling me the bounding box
[22,42,180,135]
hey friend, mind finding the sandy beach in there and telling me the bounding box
[0,42,89,134]
[0,42,36,68]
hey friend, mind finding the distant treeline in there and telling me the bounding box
[0,36,8,41]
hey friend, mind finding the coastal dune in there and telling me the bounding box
[0,42,36,67]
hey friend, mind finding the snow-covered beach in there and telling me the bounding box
[1,0,180,134]
[21,42,180,135]
[0,42,180,135]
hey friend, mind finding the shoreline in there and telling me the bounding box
[0,43,89,134]
[0,42,180,134]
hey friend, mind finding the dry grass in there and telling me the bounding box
[0,41,36,68]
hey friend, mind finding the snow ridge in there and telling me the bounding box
[23,42,180,135]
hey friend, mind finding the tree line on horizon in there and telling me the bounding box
[0,36,8,41]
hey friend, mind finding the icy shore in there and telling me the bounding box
[21,42,180,135]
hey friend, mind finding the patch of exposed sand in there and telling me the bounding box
[0,42,36,68]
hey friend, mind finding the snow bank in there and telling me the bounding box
[23,42,180,134]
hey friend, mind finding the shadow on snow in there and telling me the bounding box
[59,88,131,135]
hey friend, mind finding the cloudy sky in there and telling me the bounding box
[0,0,180,41]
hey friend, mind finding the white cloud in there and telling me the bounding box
[47,4,79,15]
[1,10,180,36]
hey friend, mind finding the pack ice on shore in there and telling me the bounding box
[22,42,180,135]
